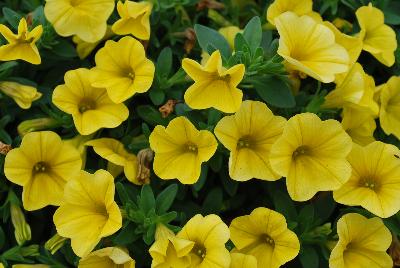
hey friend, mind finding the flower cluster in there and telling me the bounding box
[0,0,400,267]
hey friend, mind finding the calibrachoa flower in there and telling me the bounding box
[0,18,42,64]
[329,213,393,268]
[52,68,129,135]
[182,50,245,113]
[85,138,140,185]
[379,76,400,139]
[0,81,42,109]
[78,247,135,268]
[334,141,400,218]
[91,36,155,103]
[230,253,257,268]
[53,170,122,257]
[112,0,152,40]
[177,214,230,268]
[149,116,218,184]
[266,0,316,26]
[341,108,376,146]
[72,27,114,59]
[4,131,81,210]
[356,3,397,67]
[44,0,115,43]
[270,113,352,201]
[230,207,300,268]
[275,12,349,83]
[214,100,286,181]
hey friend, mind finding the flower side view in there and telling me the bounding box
[177,214,231,268]
[270,113,353,201]
[341,108,376,146]
[0,18,42,64]
[329,213,393,268]
[149,116,218,184]
[266,0,316,26]
[44,0,115,43]
[333,141,400,218]
[52,68,129,135]
[78,247,135,268]
[214,100,286,181]
[275,12,349,83]
[0,81,42,109]
[182,50,245,113]
[91,36,155,103]
[230,207,300,268]
[112,0,152,40]
[379,76,400,140]
[4,131,82,211]
[53,169,122,257]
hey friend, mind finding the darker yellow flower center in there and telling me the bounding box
[237,138,251,149]
[69,0,80,7]
[78,99,96,113]
[186,143,198,153]
[361,178,378,190]
[262,234,275,246]
[192,244,206,259]
[33,161,48,173]
[292,146,310,159]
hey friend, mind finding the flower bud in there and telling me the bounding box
[10,204,31,245]
[45,233,68,255]
[17,118,59,137]
[0,81,41,109]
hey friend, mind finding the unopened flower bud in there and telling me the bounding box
[10,204,31,245]
[45,233,68,255]
[17,118,59,137]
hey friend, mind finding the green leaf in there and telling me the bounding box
[220,169,238,197]
[299,246,319,268]
[0,226,5,250]
[136,105,169,126]
[202,188,223,215]
[149,88,165,105]
[2,8,22,30]
[271,190,297,221]
[243,16,262,51]
[157,211,178,224]
[193,165,208,191]
[51,39,77,58]
[194,24,231,60]
[139,185,155,214]
[112,222,139,245]
[155,184,178,214]
[252,75,296,108]
[234,33,249,52]
[156,47,173,78]
[116,182,132,205]
[0,61,18,80]
[298,205,315,233]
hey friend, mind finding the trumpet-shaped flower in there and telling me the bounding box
[52,68,129,135]
[230,207,300,268]
[230,253,257,268]
[112,1,152,40]
[379,76,400,139]
[4,131,81,211]
[53,170,122,257]
[177,214,230,268]
[44,0,115,43]
[0,81,42,109]
[149,116,217,184]
[0,18,42,64]
[275,12,349,83]
[329,213,392,268]
[356,4,397,67]
[91,36,155,103]
[333,141,400,218]
[85,138,140,185]
[214,100,286,181]
[266,0,315,26]
[270,113,352,201]
[341,108,376,146]
[78,247,135,268]
[182,50,245,113]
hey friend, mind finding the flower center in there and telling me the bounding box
[69,0,80,7]
[33,161,48,173]
[186,142,198,153]
[292,146,310,159]
[78,99,96,113]
[237,138,250,149]
[192,244,206,259]
[361,178,378,190]
[262,234,275,246]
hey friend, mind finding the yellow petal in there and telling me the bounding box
[266,0,313,26]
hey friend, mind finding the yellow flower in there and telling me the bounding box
[112,1,152,40]
[72,27,114,59]
[177,214,231,268]
[230,253,257,268]
[332,18,353,32]
[214,100,286,181]
[270,113,352,201]
[333,141,400,218]
[85,138,141,185]
[275,12,349,83]
[379,76,400,139]
[323,22,362,66]
[341,108,376,146]
[78,247,135,268]
[182,50,245,113]
[65,135,93,169]
[53,169,122,257]
[230,207,300,268]
[0,18,42,64]
[266,0,313,26]
[356,3,397,67]
[52,68,129,135]
[219,26,242,50]
[149,116,217,184]
[91,36,155,103]
[44,0,115,43]
[329,213,392,268]
[4,131,82,211]
[0,81,42,109]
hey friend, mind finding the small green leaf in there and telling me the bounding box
[136,105,169,126]
[156,184,178,214]
[252,75,296,108]
[243,16,262,51]
[116,182,132,205]
[139,185,155,214]
[299,246,320,268]
[112,222,139,245]
[202,188,223,214]
[149,88,165,105]
[194,24,231,60]
[193,165,208,191]
[51,39,77,58]
[234,33,249,52]
[2,8,22,30]
[156,47,173,78]
[271,190,297,221]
